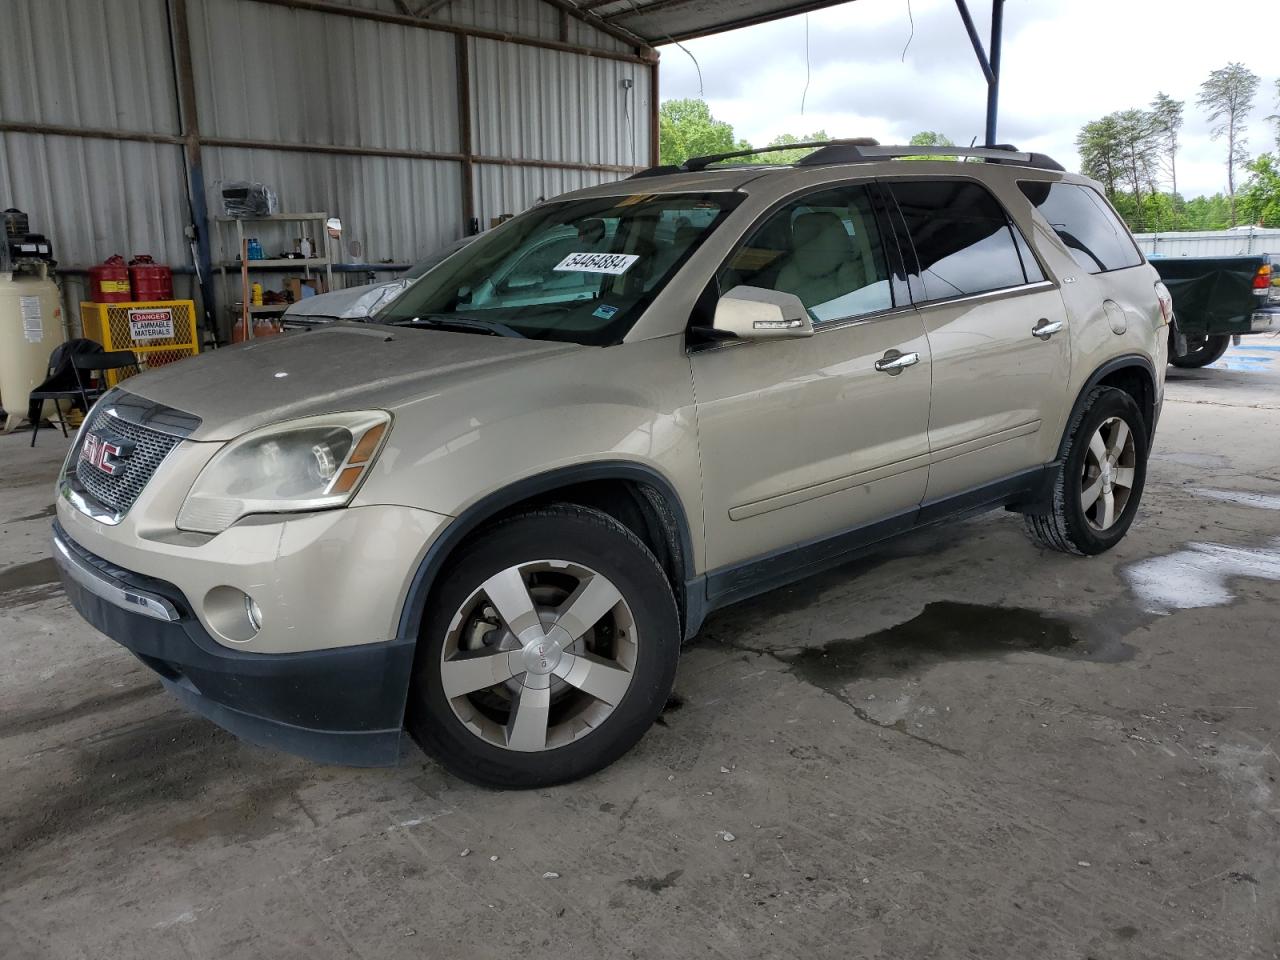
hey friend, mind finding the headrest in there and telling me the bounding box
[791,212,850,278]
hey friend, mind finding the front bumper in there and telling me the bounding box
[53,522,416,765]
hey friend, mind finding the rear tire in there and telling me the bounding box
[1170,332,1230,368]
[1024,386,1148,556]
[406,504,680,789]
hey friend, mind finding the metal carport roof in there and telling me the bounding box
[557,0,1008,145]
[566,0,857,45]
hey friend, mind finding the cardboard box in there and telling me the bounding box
[285,276,328,302]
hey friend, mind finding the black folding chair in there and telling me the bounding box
[28,343,139,447]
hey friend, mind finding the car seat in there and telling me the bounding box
[775,212,870,311]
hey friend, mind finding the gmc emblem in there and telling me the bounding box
[80,432,135,476]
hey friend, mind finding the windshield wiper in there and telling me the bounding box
[390,314,526,338]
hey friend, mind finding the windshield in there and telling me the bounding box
[376,192,740,344]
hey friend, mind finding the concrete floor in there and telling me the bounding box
[3,341,1280,959]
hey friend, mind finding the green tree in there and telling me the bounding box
[743,131,831,164]
[1198,62,1260,225]
[1077,115,1125,199]
[1181,193,1233,230]
[907,131,957,160]
[1150,92,1185,226]
[657,99,748,166]
[1113,109,1161,216]
[1269,79,1280,150]
[1238,154,1280,227]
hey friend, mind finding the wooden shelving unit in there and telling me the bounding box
[214,212,335,338]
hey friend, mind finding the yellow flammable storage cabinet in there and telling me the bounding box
[79,300,199,386]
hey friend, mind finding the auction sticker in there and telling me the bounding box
[553,252,639,275]
[127,307,176,342]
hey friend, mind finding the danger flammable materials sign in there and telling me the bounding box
[127,307,176,342]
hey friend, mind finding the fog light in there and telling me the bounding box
[204,585,263,643]
[245,595,264,631]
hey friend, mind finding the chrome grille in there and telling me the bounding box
[73,406,183,516]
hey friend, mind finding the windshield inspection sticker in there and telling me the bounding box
[592,304,619,320]
[554,252,639,275]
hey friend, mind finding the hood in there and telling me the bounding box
[121,323,580,440]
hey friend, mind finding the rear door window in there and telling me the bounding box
[1018,180,1143,274]
[887,180,1040,303]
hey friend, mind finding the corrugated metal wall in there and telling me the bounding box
[0,0,652,339]
[0,0,189,268]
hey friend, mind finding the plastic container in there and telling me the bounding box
[89,255,132,303]
[128,255,173,301]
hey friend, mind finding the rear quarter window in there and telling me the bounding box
[1018,181,1143,275]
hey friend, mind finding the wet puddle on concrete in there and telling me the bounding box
[0,556,62,608]
[8,503,57,523]
[778,601,1129,690]
[1125,540,1280,614]
[710,602,1135,758]
[1194,488,1280,511]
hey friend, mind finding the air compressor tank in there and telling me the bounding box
[0,267,65,432]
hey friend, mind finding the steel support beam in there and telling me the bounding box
[455,33,477,234]
[953,0,1005,145]
[165,0,216,345]
[247,0,651,64]
[537,0,656,59]
[985,0,1004,147]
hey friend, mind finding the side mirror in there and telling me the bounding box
[713,285,813,339]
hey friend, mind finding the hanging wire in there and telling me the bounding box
[800,14,811,115]
[900,0,915,62]
[625,0,704,98]
[676,39,704,98]
[622,82,636,167]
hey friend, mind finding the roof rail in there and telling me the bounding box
[681,137,882,173]
[626,139,1064,180]
[796,142,1064,171]
[626,138,881,178]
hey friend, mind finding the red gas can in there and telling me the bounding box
[128,254,173,301]
[88,255,132,303]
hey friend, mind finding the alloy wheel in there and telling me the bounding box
[1080,415,1137,532]
[439,560,637,752]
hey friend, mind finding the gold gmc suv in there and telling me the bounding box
[53,142,1171,788]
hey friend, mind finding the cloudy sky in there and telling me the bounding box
[657,0,1279,198]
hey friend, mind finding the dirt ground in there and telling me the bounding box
[3,341,1280,960]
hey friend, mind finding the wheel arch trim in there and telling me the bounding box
[394,461,696,646]
[1056,354,1158,460]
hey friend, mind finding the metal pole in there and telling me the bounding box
[166,0,216,346]
[455,33,477,235]
[985,0,1005,146]
[649,60,661,167]
[952,0,993,83]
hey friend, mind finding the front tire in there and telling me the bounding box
[1170,332,1230,368]
[406,504,680,789]
[1024,386,1149,556]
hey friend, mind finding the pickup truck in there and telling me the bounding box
[1152,253,1280,367]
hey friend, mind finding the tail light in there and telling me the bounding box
[1154,281,1173,325]
[1253,263,1272,291]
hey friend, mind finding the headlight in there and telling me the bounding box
[177,411,391,534]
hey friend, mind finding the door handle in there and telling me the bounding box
[874,349,921,375]
[1032,318,1064,340]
